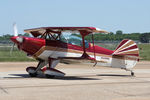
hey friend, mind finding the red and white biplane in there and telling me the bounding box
[11,26,139,78]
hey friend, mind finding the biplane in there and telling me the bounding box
[11,25,139,78]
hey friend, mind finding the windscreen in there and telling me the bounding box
[60,31,89,48]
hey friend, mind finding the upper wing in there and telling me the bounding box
[24,27,109,37]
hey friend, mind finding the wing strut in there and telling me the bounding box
[80,30,88,55]
[92,33,97,66]
[79,31,97,66]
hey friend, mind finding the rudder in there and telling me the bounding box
[111,39,139,69]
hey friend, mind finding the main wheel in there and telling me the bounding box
[43,68,65,78]
[26,67,37,77]
[29,73,37,77]
[45,74,55,78]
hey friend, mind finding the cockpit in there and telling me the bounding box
[35,30,89,48]
[60,34,89,48]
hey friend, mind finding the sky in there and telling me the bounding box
[0,0,150,35]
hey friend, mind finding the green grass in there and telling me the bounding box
[0,43,150,61]
[0,46,35,62]
[138,44,150,61]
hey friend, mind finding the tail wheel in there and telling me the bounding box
[131,71,134,76]
[26,67,37,77]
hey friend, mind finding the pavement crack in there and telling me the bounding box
[0,86,8,94]
[104,88,136,97]
[111,90,136,97]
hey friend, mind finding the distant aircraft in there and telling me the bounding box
[10,25,139,78]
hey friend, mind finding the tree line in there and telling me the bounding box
[85,30,150,43]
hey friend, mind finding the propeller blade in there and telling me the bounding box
[10,23,19,55]
[10,43,15,55]
[13,23,18,36]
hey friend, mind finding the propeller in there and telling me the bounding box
[10,43,15,55]
[13,23,18,36]
[10,23,19,55]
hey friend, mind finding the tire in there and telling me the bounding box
[26,67,37,77]
[131,72,134,76]
[29,73,37,77]
[45,74,55,78]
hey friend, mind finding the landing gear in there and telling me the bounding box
[26,60,47,78]
[26,58,65,78]
[45,74,55,78]
[43,68,65,78]
[131,71,134,76]
[124,68,135,76]
[29,73,37,77]
[26,67,37,77]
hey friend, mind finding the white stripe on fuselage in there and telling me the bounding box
[38,50,82,60]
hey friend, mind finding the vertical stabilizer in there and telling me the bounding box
[111,39,139,69]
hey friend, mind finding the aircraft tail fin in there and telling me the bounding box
[111,39,139,69]
[113,39,139,58]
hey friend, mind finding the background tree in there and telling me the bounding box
[139,33,150,43]
[18,33,30,37]
[116,30,123,35]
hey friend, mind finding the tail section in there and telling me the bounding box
[111,39,139,69]
[113,39,139,57]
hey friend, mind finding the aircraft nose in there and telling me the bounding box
[10,36,24,44]
[10,36,18,43]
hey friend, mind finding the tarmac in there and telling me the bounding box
[0,61,150,100]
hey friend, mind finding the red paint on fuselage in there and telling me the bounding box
[22,37,45,55]
[11,36,45,55]
[89,45,114,55]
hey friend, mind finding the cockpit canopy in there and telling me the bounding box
[60,33,89,48]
